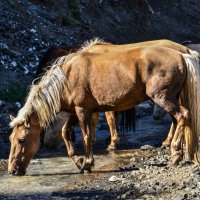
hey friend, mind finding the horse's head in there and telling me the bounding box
[8,115,41,176]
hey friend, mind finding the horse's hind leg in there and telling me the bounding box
[150,94,189,165]
[61,115,83,170]
[105,111,120,151]
[170,106,189,164]
[162,115,177,147]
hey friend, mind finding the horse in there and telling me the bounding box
[8,42,200,175]
[42,39,195,151]
[36,45,121,151]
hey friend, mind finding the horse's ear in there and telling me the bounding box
[24,120,30,128]
[9,115,15,122]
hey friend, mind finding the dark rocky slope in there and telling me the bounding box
[0,0,200,132]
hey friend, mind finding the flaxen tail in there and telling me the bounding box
[181,50,200,163]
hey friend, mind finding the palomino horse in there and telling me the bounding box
[41,39,193,151]
[8,43,200,175]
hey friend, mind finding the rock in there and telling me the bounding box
[108,175,119,182]
[10,61,17,68]
[152,181,159,187]
[0,113,10,126]
[0,43,8,50]
[0,100,5,107]
[121,179,130,184]
[178,183,186,190]
[140,145,155,150]
[180,191,188,198]
[30,28,37,33]
[15,102,21,109]
[173,195,185,200]
[131,170,140,177]
[121,193,127,199]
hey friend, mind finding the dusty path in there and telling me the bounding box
[0,113,199,200]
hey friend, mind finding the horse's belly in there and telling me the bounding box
[92,85,147,111]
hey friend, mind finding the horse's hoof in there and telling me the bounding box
[80,163,92,173]
[182,156,192,165]
[107,144,117,151]
[184,153,192,163]
[171,152,182,165]
[84,165,92,173]
[74,157,84,170]
[182,160,192,166]
[162,141,171,147]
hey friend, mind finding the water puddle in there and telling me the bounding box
[0,150,136,195]
[0,114,171,197]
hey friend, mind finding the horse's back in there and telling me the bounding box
[86,39,189,54]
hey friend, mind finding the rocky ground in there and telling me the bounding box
[1,143,200,200]
[0,104,200,200]
[52,148,200,200]
[1,0,200,199]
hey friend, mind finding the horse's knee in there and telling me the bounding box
[177,106,190,124]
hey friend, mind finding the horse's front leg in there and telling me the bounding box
[75,106,94,173]
[61,115,84,170]
[105,111,120,151]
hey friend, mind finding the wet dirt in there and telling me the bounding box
[0,114,171,199]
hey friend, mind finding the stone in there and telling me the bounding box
[173,195,185,200]
[121,193,127,199]
[108,175,119,182]
[15,102,21,108]
[140,145,155,150]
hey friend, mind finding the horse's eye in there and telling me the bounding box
[18,139,25,144]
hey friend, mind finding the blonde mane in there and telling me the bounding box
[79,38,110,52]
[10,38,107,128]
[10,55,72,128]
